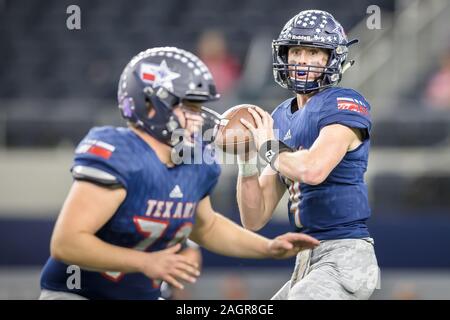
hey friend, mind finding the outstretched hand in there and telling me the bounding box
[267,232,320,259]
[141,243,201,290]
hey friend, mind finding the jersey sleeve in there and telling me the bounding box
[201,163,221,199]
[318,89,372,138]
[71,127,130,189]
[201,148,222,199]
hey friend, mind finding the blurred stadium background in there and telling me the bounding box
[1,0,450,299]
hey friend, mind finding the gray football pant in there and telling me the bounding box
[39,289,87,300]
[271,238,380,300]
[38,289,166,300]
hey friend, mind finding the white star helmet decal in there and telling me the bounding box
[331,25,346,43]
[140,59,180,92]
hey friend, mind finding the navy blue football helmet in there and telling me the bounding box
[118,47,221,147]
[272,10,358,94]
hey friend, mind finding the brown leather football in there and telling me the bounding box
[215,104,258,155]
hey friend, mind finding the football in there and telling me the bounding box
[214,104,258,155]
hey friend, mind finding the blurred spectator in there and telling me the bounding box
[391,282,420,300]
[197,30,241,95]
[220,273,249,299]
[424,49,450,110]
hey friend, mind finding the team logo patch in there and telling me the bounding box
[140,60,180,92]
[76,140,116,159]
[337,97,369,115]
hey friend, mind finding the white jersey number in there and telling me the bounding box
[103,217,193,282]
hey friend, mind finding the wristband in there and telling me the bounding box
[258,140,293,171]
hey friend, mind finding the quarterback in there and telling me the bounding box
[237,10,380,299]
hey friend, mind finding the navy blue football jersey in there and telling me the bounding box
[40,126,220,299]
[271,87,372,240]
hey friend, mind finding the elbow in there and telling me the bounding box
[50,240,64,262]
[296,167,326,186]
[50,234,75,263]
[241,215,267,232]
[239,206,267,232]
[242,221,263,232]
[50,235,66,261]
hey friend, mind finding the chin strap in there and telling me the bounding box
[347,39,359,47]
[341,39,359,75]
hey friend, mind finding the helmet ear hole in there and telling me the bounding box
[145,98,156,118]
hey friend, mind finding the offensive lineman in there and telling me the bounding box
[39,47,319,300]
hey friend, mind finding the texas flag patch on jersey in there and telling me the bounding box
[337,97,369,115]
[75,139,116,159]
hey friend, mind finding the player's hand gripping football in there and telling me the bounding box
[240,106,276,151]
[267,232,320,259]
[140,243,200,290]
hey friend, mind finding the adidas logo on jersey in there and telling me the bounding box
[283,129,292,141]
[169,185,183,198]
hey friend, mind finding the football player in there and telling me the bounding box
[237,10,380,299]
[39,47,319,300]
